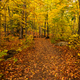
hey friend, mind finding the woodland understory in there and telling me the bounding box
[0,0,80,80]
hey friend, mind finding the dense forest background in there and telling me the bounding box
[0,0,80,40]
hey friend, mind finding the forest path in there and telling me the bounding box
[25,38,64,80]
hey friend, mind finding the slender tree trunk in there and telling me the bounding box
[46,0,49,38]
[78,0,80,35]
[4,12,6,37]
[44,21,46,37]
[33,14,35,38]
[19,22,23,39]
[19,10,24,39]
[6,25,8,36]
[19,25,23,39]
[46,13,49,38]
[78,15,80,35]
[39,26,41,38]
[47,21,49,38]
[7,6,11,35]
[24,2,27,35]
[71,15,76,34]
[60,10,64,37]
[41,28,42,37]
[73,16,76,34]
[36,27,37,37]
[42,28,43,37]
[33,23,35,39]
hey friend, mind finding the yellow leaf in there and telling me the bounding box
[78,53,80,56]
[25,78,28,80]
[62,77,64,80]
[9,64,11,66]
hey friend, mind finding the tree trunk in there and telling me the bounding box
[4,14,6,37]
[19,9,24,39]
[7,6,11,35]
[39,26,41,38]
[44,21,46,37]
[36,28,37,37]
[19,26,23,39]
[78,15,80,35]
[46,21,49,38]
[46,13,49,38]
[33,24,35,39]
[60,10,64,37]
[24,2,27,35]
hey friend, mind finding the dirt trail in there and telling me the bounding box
[25,38,64,80]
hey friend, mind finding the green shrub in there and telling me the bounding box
[13,58,18,62]
[16,47,22,52]
[25,35,33,45]
[0,50,7,57]
[0,58,5,61]
[54,37,58,41]
[0,73,3,78]
[0,50,8,61]
[51,39,56,44]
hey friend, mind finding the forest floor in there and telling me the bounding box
[0,38,80,80]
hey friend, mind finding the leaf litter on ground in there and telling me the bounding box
[0,38,80,80]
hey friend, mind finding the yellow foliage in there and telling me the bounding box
[78,53,80,56]
[68,34,80,48]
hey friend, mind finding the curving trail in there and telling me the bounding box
[24,38,65,80]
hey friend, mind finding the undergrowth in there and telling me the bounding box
[68,34,80,49]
